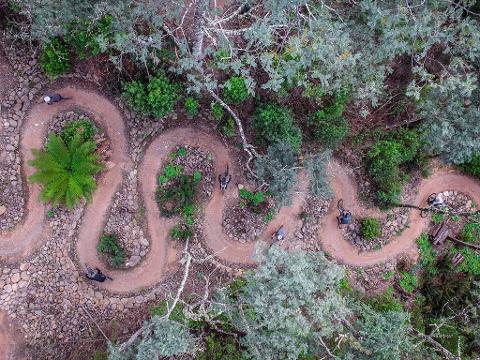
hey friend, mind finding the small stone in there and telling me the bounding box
[4,284,12,293]
[0,206,6,216]
[10,273,20,284]
[237,184,244,190]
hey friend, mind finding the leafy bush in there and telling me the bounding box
[398,271,417,294]
[368,129,423,205]
[239,188,265,208]
[460,222,480,243]
[170,223,193,240]
[310,112,349,149]
[40,38,71,77]
[431,212,444,224]
[366,286,403,313]
[254,142,298,206]
[222,76,249,104]
[197,334,246,360]
[459,153,480,178]
[60,119,96,144]
[360,218,381,241]
[184,97,199,118]
[308,91,349,148]
[211,102,225,121]
[97,233,125,267]
[304,151,333,199]
[222,117,236,137]
[156,172,199,217]
[253,103,302,152]
[64,15,112,60]
[29,133,102,208]
[417,233,437,269]
[455,247,480,276]
[122,75,179,117]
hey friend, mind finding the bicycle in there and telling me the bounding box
[420,193,444,218]
[219,164,232,192]
[337,199,352,227]
[271,225,285,243]
[85,263,113,282]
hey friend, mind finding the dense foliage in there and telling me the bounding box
[184,97,199,118]
[360,218,381,241]
[122,75,179,118]
[309,91,349,149]
[40,38,71,77]
[60,119,96,144]
[97,233,125,267]
[252,104,302,153]
[222,76,250,104]
[29,133,102,208]
[254,142,298,206]
[367,129,423,205]
[460,153,480,179]
[304,151,333,199]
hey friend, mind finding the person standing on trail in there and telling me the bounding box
[219,165,232,191]
[85,267,107,282]
[43,93,69,105]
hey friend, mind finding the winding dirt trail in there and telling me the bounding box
[2,84,480,296]
[0,86,131,261]
[78,127,307,292]
[319,161,480,266]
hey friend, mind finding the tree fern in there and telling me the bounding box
[29,133,102,208]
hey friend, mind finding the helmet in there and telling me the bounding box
[44,96,51,103]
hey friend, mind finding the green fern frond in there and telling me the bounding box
[29,133,102,208]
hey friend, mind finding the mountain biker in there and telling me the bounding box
[219,171,231,191]
[272,226,285,242]
[85,267,107,282]
[339,210,352,225]
[428,193,444,207]
[43,93,68,105]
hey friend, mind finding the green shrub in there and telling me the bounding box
[211,102,225,121]
[431,212,444,224]
[97,233,125,267]
[197,334,246,360]
[222,76,249,104]
[455,247,480,276]
[309,91,349,149]
[158,164,183,184]
[29,133,102,208]
[416,233,437,269]
[310,112,349,149]
[184,97,199,118]
[122,75,179,118]
[222,117,236,137]
[239,188,265,208]
[156,173,198,217]
[460,222,480,243]
[360,218,381,241]
[366,286,403,312]
[64,15,112,60]
[40,38,71,77]
[60,119,96,145]
[170,223,193,240]
[253,103,302,152]
[459,153,480,178]
[398,271,417,294]
[368,129,422,206]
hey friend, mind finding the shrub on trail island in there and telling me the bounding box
[97,233,125,267]
[360,218,381,241]
[29,133,102,208]
[122,75,179,118]
[253,103,302,153]
[222,76,250,104]
[40,38,71,77]
[60,118,96,145]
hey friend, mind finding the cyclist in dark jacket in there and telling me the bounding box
[86,267,107,282]
[44,94,68,105]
